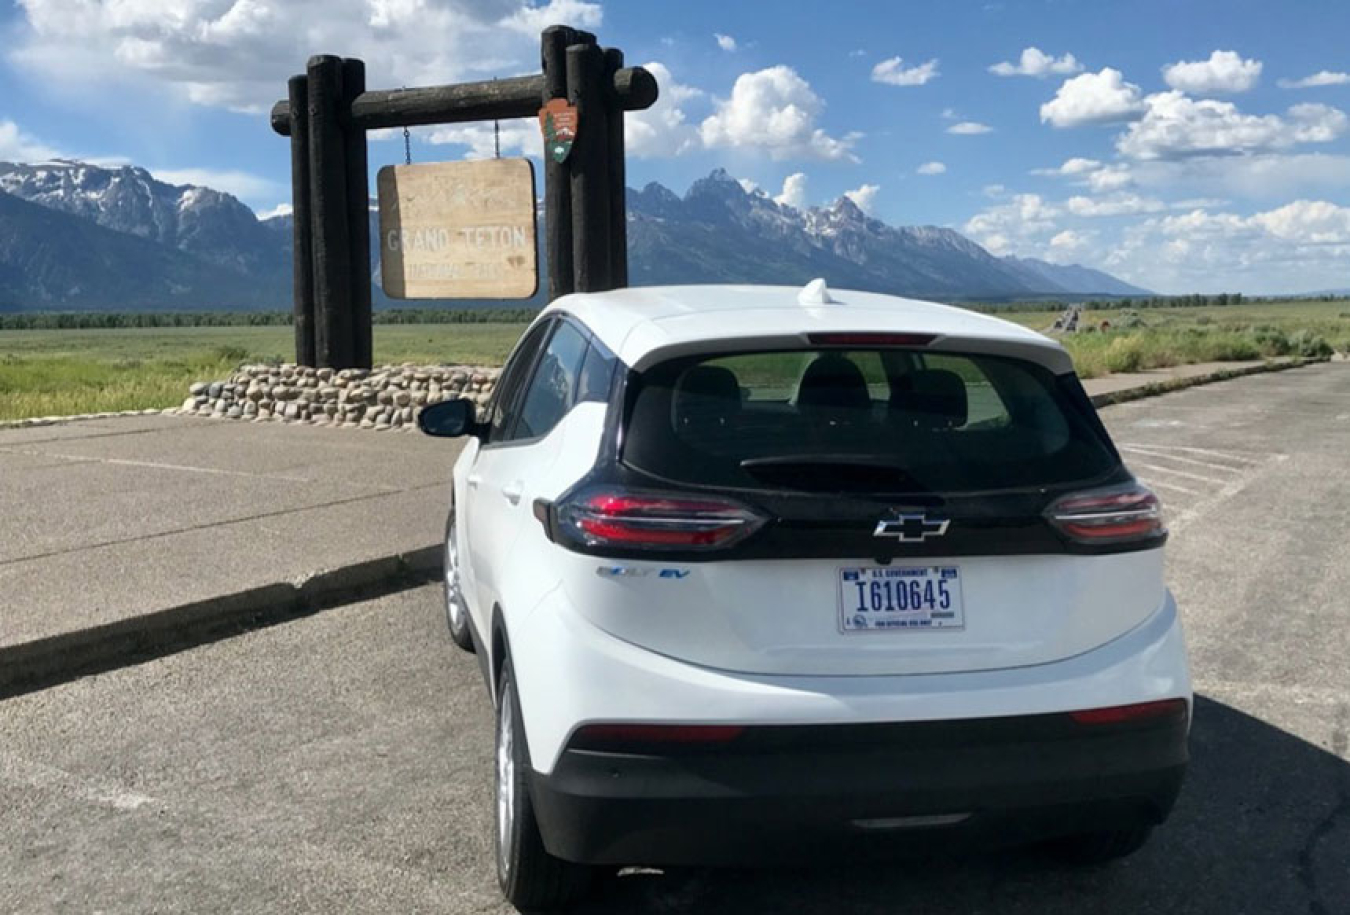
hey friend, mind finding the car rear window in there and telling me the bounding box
[621,348,1119,494]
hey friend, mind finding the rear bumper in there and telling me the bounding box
[530,709,1188,866]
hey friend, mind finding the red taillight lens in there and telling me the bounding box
[807,332,936,347]
[1044,482,1165,545]
[1070,698,1188,726]
[570,723,747,751]
[558,488,766,551]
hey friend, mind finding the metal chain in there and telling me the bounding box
[401,85,412,165]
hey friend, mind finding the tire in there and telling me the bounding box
[443,511,474,653]
[1049,824,1154,865]
[495,662,592,911]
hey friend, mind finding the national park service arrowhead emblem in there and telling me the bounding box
[539,98,579,164]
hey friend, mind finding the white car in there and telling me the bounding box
[419,281,1191,911]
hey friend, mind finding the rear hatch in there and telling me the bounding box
[553,344,1167,676]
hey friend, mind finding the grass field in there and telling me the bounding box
[1,300,1345,421]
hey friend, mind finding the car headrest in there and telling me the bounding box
[796,355,872,413]
[900,369,968,429]
[673,365,742,431]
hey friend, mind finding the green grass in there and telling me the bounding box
[2,298,1347,421]
[0,324,528,421]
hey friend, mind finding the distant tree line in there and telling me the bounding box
[0,307,540,330]
[964,292,1350,313]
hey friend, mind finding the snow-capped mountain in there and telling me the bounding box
[0,161,1149,312]
[629,169,1150,299]
[0,160,286,277]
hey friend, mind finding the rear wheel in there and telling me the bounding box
[443,511,474,652]
[495,663,592,910]
[1049,824,1154,865]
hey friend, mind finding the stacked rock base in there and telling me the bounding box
[178,363,499,431]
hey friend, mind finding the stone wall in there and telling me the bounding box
[177,363,500,431]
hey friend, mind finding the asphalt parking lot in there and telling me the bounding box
[2,363,1348,914]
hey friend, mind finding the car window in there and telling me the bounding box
[576,336,618,404]
[488,320,552,443]
[621,348,1117,494]
[512,321,590,442]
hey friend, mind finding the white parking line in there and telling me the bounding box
[1119,444,1246,473]
[1140,478,1200,496]
[1118,443,1264,465]
[1127,461,1230,485]
[0,752,158,812]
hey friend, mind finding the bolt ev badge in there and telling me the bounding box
[873,512,950,542]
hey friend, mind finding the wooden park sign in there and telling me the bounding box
[270,27,657,369]
[377,160,537,299]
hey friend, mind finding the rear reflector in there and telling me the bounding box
[1045,481,1165,545]
[558,488,766,551]
[807,332,936,347]
[1070,698,1188,726]
[570,724,747,751]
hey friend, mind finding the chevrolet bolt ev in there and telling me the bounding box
[418,282,1191,911]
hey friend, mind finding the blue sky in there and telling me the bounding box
[2,0,1348,294]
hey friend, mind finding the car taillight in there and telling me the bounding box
[569,723,747,751]
[557,488,766,551]
[1070,698,1189,726]
[1044,482,1165,545]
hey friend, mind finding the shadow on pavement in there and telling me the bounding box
[574,696,1350,915]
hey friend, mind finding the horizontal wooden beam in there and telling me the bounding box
[270,66,657,136]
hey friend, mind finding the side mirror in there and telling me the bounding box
[417,398,483,438]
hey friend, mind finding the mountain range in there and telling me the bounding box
[0,160,1149,312]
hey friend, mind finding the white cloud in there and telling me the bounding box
[1047,229,1094,261]
[1033,157,1135,191]
[964,193,1060,252]
[848,49,867,58]
[871,57,940,87]
[1278,71,1350,89]
[426,122,538,159]
[1127,153,1350,200]
[916,161,946,175]
[700,66,859,161]
[151,167,283,203]
[1085,164,1134,192]
[9,0,602,113]
[989,47,1082,78]
[1065,192,1166,217]
[257,202,293,220]
[843,183,880,213]
[737,177,761,195]
[623,61,703,158]
[940,107,959,120]
[0,119,59,161]
[1109,199,1350,293]
[1162,50,1262,94]
[715,33,737,52]
[1117,92,1348,160]
[774,172,809,210]
[947,121,993,135]
[1040,68,1147,127]
[499,1,603,36]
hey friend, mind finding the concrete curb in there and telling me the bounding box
[1088,356,1329,409]
[0,545,440,698]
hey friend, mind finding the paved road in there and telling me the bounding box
[2,363,1348,914]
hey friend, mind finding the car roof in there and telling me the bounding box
[543,283,1074,375]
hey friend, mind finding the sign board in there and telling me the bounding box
[377,159,537,299]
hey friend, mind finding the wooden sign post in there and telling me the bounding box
[270,27,657,369]
[377,160,537,300]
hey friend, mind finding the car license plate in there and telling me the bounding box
[838,566,964,632]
